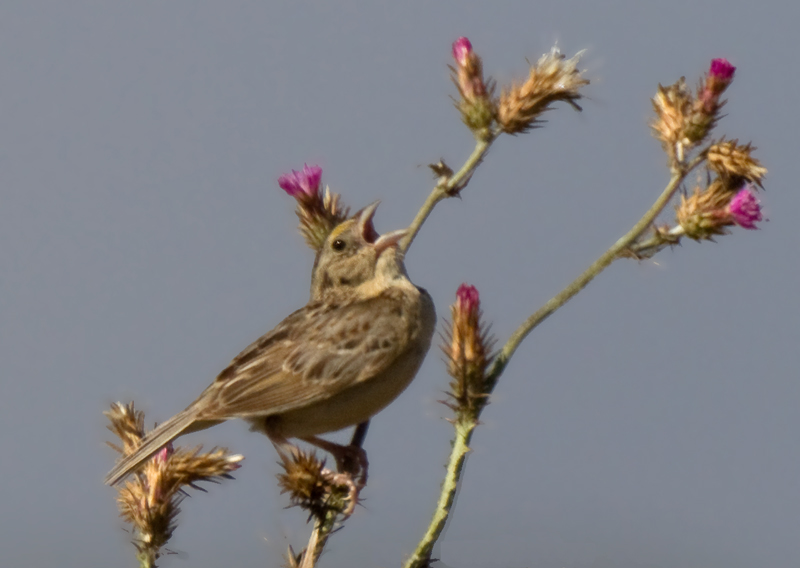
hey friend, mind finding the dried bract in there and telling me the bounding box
[707,139,767,188]
[651,78,694,159]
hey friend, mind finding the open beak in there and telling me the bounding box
[355,201,407,254]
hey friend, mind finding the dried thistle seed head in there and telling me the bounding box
[276,450,355,520]
[278,165,350,251]
[106,403,243,564]
[497,47,588,135]
[707,139,767,188]
[450,37,497,134]
[277,451,331,515]
[651,78,693,157]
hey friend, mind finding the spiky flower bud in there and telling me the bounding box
[277,164,349,251]
[685,58,737,144]
[450,37,496,135]
[497,47,588,134]
[676,181,763,239]
[443,284,494,418]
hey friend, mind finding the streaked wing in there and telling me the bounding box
[195,291,410,420]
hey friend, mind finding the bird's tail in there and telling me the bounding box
[104,408,199,486]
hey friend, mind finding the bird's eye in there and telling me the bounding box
[332,239,346,251]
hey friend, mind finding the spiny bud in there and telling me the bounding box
[450,37,496,136]
[685,58,737,144]
[277,164,349,251]
[676,181,763,239]
[443,284,494,418]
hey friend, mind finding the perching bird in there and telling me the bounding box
[104,202,436,486]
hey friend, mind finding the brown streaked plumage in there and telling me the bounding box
[104,202,435,486]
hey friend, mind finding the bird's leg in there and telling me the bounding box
[301,435,369,489]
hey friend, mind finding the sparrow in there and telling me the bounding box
[104,202,436,486]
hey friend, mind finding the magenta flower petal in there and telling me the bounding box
[456,283,480,316]
[278,164,322,198]
[452,37,473,66]
[709,58,736,81]
[728,187,762,229]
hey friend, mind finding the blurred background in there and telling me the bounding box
[1,2,798,567]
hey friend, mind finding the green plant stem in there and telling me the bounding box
[400,136,494,253]
[406,149,708,566]
[485,151,707,388]
[299,508,339,568]
[403,417,475,568]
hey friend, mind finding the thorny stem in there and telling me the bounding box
[400,135,495,253]
[626,224,687,259]
[137,551,155,568]
[299,507,339,568]
[405,148,709,567]
[403,418,475,568]
[486,151,707,383]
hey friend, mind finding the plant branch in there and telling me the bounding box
[406,148,709,566]
[400,136,495,253]
[486,149,708,386]
[402,417,475,568]
[298,508,339,568]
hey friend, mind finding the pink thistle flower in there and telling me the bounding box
[700,58,736,109]
[709,58,736,81]
[278,164,322,199]
[452,37,473,67]
[727,186,762,229]
[452,284,481,365]
[455,283,480,319]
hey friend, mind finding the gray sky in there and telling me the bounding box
[2,2,799,567]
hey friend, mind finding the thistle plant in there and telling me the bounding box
[105,403,242,568]
[105,37,767,568]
